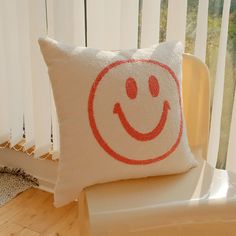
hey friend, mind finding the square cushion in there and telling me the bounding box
[39,38,197,207]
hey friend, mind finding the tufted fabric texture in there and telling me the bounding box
[39,38,197,207]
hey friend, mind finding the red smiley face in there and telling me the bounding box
[113,75,170,142]
[88,59,183,165]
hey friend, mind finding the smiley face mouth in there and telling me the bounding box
[113,101,170,141]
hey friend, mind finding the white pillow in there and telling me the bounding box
[39,38,197,207]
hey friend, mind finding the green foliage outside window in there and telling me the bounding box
[158,0,236,168]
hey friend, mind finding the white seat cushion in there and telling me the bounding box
[86,151,236,235]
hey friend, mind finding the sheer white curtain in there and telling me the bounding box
[0,0,235,169]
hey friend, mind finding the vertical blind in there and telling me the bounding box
[207,0,231,167]
[0,0,235,171]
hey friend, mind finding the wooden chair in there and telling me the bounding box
[78,54,236,236]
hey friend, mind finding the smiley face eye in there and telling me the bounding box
[149,75,159,97]
[126,77,137,99]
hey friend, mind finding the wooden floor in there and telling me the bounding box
[0,188,79,236]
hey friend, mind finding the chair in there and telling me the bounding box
[78,54,236,236]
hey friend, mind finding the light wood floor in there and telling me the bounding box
[0,188,79,236]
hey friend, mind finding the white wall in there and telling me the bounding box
[0,148,57,192]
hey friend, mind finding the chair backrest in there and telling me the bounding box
[77,54,211,235]
[182,53,210,159]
